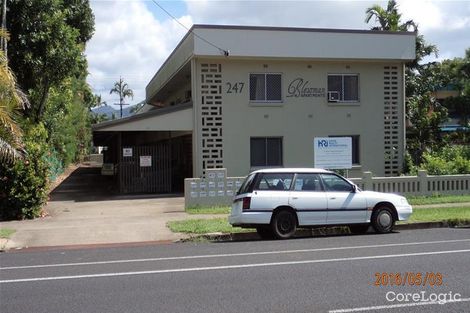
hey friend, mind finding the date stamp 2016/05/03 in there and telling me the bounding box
[373,272,444,287]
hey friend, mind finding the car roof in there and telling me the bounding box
[250,168,333,174]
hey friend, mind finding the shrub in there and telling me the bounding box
[418,145,470,175]
[0,124,50,220]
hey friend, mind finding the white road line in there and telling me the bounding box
[328,298,470,312]
[1,249,470,284]
[2,238,469,271]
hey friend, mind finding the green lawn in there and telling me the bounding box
[186,206,230,215]
[168,218,252,234]
[170,207,470,235]
[0,228,16,239]
[403,206,470,225]
[408,194,470,206]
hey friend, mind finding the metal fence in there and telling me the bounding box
[184,169,470,208]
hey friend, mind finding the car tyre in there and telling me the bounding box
[371,206,395,233]
[349,224,370,234]
[256,227,274,240]
[271,210,297,239]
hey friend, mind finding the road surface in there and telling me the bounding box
[1,228,469,313]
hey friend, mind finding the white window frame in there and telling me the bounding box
[249,73,283,104]
[327,73,360,103]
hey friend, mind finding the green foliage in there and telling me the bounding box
[407,145,470,175]
[42,78,92,166]
[406,93,448,164]
[0,124,50,220]
[7,0,95,121]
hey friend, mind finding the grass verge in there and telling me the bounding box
[408,194,470,206]
[0,228,16,239]
[400,207,470,226]
[186,206,230,215]
[171,207,470,235]
[168,218,252,234]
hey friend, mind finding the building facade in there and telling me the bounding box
[93,25,415,193]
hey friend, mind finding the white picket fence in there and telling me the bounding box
[184,169,470,208]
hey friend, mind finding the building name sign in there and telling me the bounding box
[287,78,326,98]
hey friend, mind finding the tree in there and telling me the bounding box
[365,0,442,166]
[7,0,94,122]
[406,93,448,163]
[110,77,133,118]
[365,0,416,32]
[0,28,29,164]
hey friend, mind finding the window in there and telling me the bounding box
[254,173,293,191]
[250,73,282,102]
[320,174,354,192]
[329,135,360,165]
[327,74,359,102]
[250,137,283,167]
[293,174,323,192]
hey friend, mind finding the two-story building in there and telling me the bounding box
[93,25,415,194]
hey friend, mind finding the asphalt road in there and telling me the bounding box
[1,228,469,313]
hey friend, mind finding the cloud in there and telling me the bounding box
[86,0,470,108]
[86,0,192,106]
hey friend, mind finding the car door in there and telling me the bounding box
[250,173,294,211]
[288,173,327,226]
[320,173,367,224]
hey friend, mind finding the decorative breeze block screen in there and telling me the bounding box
[200,63,223,173]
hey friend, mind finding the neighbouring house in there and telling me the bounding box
[92,24,415,194]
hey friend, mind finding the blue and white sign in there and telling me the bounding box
[314,137,352,169]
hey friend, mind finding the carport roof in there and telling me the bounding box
[92,102,193,132]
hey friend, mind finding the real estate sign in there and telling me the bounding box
[314,137,352,169]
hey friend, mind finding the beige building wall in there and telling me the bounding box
[193,58,405,178]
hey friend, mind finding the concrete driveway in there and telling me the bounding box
[0,165,218,250]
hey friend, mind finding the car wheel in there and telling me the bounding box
[349,224,370,234]
[256,227,274,240]
[271,210,297,239]
[371,206,395,233]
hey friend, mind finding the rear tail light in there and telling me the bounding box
[242,197,251,210]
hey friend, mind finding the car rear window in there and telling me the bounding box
[237,173,256,195]
[254,173,294,191]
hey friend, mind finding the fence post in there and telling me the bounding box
[418,170,429,196]
[362,171,373,191]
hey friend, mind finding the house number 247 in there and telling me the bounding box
[226,82,244,93]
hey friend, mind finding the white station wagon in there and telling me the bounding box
[229,168,412,239]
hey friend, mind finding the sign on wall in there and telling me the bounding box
[314,137,352,169]
[123,148,133,157]
[139,156,152,167]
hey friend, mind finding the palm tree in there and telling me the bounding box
[0,28,29,164]
[109,77,133,118]
[365,0,416,32]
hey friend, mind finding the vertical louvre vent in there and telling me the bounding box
[200,63,223,175]
[383,66,400,176]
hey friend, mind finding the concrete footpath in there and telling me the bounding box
[0,165,220,251]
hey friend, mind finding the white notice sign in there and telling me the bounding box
[123,148,133,157]
[140,156,152,167]
[314,137,352,169]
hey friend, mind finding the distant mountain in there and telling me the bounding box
[91,105,136,119]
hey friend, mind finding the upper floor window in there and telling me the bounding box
[250,73,282,102]
[327,74,359,102]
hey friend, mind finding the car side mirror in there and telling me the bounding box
[351,184,357,193]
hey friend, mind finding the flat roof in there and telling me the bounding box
[146,24,416,101]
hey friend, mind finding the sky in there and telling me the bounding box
[85,0,470,108]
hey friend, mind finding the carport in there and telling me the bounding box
[92,103,193,194]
